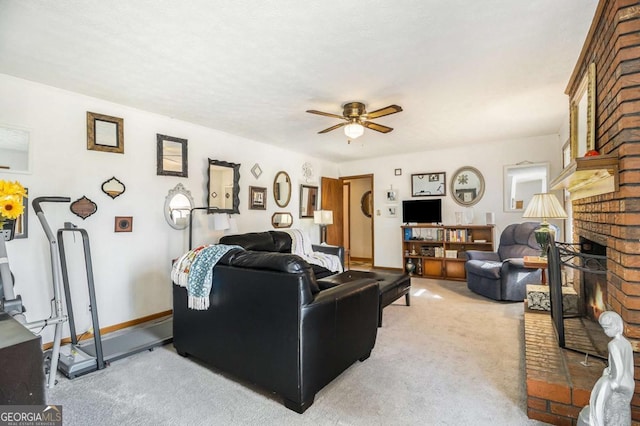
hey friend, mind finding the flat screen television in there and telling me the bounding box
[402,199,442,224]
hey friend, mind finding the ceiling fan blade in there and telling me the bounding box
[365,105,403,119]
[306,109,346,120]
[363,121,393,133]
[318,122,348,134]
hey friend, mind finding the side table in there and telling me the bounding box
[523,255,548,284]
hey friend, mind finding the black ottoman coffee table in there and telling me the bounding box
[318,270,411,326]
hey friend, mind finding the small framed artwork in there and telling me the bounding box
[157,134,188,177]
[386,189,397,202]
[394,168,402,176]
[249,186,267,210]
[87,112,124,154]
[411,172,446,196]
[115,216,133,232]
[385,205,398,218]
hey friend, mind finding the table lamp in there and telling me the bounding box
[522,193,568,257]
[314,210,333,244]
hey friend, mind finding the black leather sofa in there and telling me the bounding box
[220,230,345,279]
[172,249,379,413]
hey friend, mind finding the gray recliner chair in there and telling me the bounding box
[465,222,543,301]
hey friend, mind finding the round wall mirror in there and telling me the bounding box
[450,166,485,206]
[273,171,291,208]
[361,190,372,217]
[164,183,195,230]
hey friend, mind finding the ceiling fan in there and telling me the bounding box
[306,102,402,139]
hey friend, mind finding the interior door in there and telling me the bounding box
[321,177,343,247]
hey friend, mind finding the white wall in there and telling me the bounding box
[0,74,337,342]
[338,134,563,268]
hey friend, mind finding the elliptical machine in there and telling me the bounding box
[0,197,70,388]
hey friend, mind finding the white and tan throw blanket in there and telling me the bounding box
[172,244,242,310]
[283,229,343,274]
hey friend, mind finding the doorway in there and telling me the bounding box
[342,175,374,270]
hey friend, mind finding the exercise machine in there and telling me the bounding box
[44,203,173,379]
[2,196,172,384]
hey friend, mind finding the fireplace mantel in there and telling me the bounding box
[550,153,619,200]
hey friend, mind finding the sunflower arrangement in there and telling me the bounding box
[0,180,27,223]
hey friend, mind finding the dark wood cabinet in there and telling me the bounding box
[0,312,46,404]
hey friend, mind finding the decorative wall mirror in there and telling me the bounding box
[361,190,372,218]
[570,62,596,160]
[272,212,293,228]
[87,111,124,154]
[273,171,291,207]
[0,124,31,174]
[157,134,188,177]
[101,176,126,199]
[164,183,194,230]
[411,172,446,196]
[300,185,318,218]
[207,159,240,214]
[503,162,549,212]
[451,166,485,206]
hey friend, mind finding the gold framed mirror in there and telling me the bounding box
[570,62,596,160]
[273,171,291,208]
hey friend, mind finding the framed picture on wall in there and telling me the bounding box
[411,172,446,196]
[249,186,267,210]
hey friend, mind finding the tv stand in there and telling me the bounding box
[401,224,494,281]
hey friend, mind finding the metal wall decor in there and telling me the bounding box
[251,163,263,179]
[70,196,97,219]
[101,176,126,199]
[87,112,124,154]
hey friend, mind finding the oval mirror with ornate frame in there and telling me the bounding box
[272,212,293,228]
[165,183,194,230]
[207,158,240,214]
[273,171,291,208]
[451,166,485,206]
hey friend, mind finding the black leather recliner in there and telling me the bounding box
[172,249,379,413]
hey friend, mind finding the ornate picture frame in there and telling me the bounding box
[249,186,267,210]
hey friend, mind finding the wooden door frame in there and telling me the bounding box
[341,174,374,267]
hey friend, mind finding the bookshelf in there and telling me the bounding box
[401,224,495,281]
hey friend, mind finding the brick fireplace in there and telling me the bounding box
[526,1,640,424]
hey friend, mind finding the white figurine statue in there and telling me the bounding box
[578,311,634,426]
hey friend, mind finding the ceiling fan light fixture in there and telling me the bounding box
[344,122,364,139]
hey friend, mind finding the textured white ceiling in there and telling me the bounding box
[0,0,597,162]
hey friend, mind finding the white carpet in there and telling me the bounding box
[47,278,546,425]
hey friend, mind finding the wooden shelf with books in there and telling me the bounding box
[401,224,495,281]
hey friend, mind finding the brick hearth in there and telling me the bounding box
[525,309,604,425]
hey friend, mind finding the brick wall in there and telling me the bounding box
[568,0,640,420]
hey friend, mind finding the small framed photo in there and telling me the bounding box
[386,189,397,202]
[115,216,133,232]
[249,186,267,210]
[87,111,124,154]
[385,205,398,218]
[394,168,402,176]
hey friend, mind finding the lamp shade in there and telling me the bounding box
[344,123,364,139]
[313,210,333,225]
[213,213,230,230]
[522,193,568,222]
